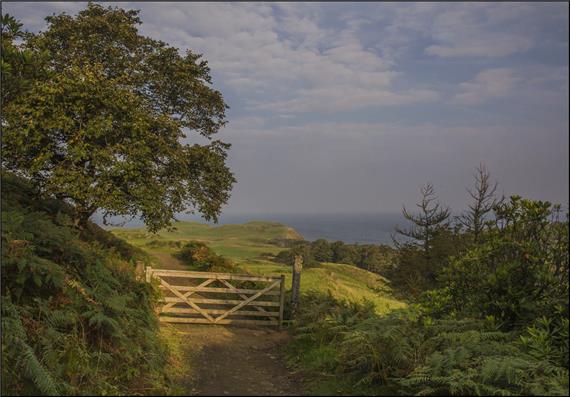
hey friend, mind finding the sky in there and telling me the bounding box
[4,1,569,215]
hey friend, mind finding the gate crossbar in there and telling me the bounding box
[146,267,286,329]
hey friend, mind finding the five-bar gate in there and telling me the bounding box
[146,267,286,329]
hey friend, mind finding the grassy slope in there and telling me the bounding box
[111,221,405,314]
[1,172,171,395]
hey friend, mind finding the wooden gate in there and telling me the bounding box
[145,267,286,329]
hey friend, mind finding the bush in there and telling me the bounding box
[274,240,396,272]
[438,196,569,327]
[145,239,184,249]
[176,241,239,273]
[274,244,319,268]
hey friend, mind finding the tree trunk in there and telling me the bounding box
[73,206,97,230]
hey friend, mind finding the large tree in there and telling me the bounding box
[2,4,235,231]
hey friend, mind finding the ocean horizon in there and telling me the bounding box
[95,212,407,245]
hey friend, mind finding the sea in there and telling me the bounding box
[95,212,407,246]
[212,213,405,245]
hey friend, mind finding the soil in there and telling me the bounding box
[150,251,186,270]
[167,324,305,396]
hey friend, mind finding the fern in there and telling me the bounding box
[2,298,59,395]
[287,291,569,396]
[2,172,171,395]
[16,339,59,395]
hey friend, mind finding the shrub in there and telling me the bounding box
[176,241,239,273]
[274,244,319,268]
[439,196,569,327]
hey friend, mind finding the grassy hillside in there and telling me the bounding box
[111,221,405,314]
[112,220,302,259]
[1,172,171,395]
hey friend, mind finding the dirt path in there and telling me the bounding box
[152,252,304,396]
[164,324,304,396]
[150,251,186,270]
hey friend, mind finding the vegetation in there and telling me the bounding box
[1,5,234,395]
[387,167,501,296]
[391,182,458,292]
[287,166,569,396]
[1,5,234,232]
[274,239,396,274]
[175,241,240,273]
[456,164,502,243]
[287,293,568,396]
[437,196,569,327]
[113,220,303,264]
[2,3,566,396]
[113,221,405,313]
[1,171,171,395]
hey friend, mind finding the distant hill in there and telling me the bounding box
[112,220,405,314]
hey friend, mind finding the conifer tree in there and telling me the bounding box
[457,164,502,242]
[394,183,451,263]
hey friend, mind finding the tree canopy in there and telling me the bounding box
[1,4,235,232]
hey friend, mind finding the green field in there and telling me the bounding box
[111,220,405,313]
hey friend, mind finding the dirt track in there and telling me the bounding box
[165,324,304,396]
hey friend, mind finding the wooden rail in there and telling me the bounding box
[146,267,286,329]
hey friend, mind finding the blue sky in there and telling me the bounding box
[4,2,569,214]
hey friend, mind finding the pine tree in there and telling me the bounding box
[394,183,451,265]
[457,164,502,243]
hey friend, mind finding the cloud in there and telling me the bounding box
[452,65,569,107]
[424,5,535,58]
[252,87,439,113]
[123,3,433,114]
[427,4,538,59]
[7,2,566,114]
[453,68,519,105]
[426,36,533,58]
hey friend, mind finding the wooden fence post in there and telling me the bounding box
[145,266,152,283]
[278,275,286,330]
[135,261,144,281]
[290,255,303,319]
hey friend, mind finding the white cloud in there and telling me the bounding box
[453,68,519,105]
[7,2,565,114]
[252,86,439,113]
[126,3,430,113]
[426,4,536,58]
[426,36,533,58]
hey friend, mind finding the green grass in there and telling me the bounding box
[111,220,405,314]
